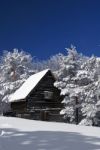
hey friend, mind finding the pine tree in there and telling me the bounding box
[54,45,84,123]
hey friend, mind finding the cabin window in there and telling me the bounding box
[44,91,53,99]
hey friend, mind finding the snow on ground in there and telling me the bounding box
[0,117,100,150]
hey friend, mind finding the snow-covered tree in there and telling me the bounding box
[46,53,65,72]
[33,53,65,73]
[0,49,36,113]
[54,45,85,123]
[79,56,100,126]
[54,46,100,126]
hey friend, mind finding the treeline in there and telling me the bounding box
[0,46,100,126]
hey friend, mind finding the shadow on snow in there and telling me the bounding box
[0,128,100,150]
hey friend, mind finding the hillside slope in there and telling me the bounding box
[0,117,100,150]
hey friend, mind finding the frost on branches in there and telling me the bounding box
[80,56,100,126]
[0,49,36,114]
[54,45,83,123]
[55,45,100,126]
[34,53,65,73]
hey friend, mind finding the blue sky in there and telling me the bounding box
[0,0,100,59]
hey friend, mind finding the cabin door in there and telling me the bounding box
[40,110,49,121]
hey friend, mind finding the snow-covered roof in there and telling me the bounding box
[9,69,50,102]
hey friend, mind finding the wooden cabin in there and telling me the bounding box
[9,69,63,121]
